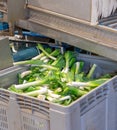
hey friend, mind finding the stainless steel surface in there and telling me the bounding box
[0,0,25,22]
[27,0,92,23]
[0,37,13,70]
[15,6,117,61]
[7,0,25,22]
[1,0,116,61]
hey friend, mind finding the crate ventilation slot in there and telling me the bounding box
[80,85,109,115]
[112,78,117,91]
[16,95,50,117]
[21,113,49,130]
[0,106,9,130]
[0,91,10,104]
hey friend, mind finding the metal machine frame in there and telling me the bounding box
[1,0,117,61]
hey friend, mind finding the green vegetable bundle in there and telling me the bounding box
[8,44,112,106]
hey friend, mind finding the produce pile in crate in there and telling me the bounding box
[8,44,114,106]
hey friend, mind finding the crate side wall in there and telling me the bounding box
[108,76,117,130]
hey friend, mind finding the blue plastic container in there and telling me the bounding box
[0,22,9,30]
[15,31,48,38]
[13,47,39,62]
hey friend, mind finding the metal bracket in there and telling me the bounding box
[0,37,13,70]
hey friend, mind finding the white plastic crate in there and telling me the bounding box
[0,37,13,70]
[14,84,109,130]
[0,90,22,130]
[0,77,112,130]
[0,54,117,130]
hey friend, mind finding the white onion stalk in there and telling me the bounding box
[43,59,49,63]
[39,64,58,71]
[48,90,61,99]
[23,80,27,84]
[67,78,108,88]
[46,96,56,102]
[47,89,53,94]
[10,43,17,53]
[40,56,48,61]
[86,64,97,79]
[14,79,48,90]
[67,82,88,87]
[24,88,48,97]
[39,68,47,72]
[62,67,69,73]
[59,96,71,101]
[37,95,46,100]
[40,56,49,63]
[32,53,45,60]
[20,70,32,78]
[48,93,61,99]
